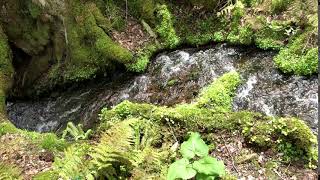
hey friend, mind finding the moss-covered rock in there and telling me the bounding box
[0,0,139,97]
[195,71,241,112]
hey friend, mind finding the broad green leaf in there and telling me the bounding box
[192,156,225,176]
[180,132,209,159]
[167,158,197,180]
[196,173,216,180]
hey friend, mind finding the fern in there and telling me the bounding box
[90,118,168,179]
[0,162,22,180]
[53,143,93,180]
[90,119,138,179]
[62,122,92,141]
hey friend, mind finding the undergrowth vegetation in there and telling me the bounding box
[0,70,317,179]
[0,0,318,179]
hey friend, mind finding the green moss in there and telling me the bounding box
[0,26,13,90]
[55,1,134,82]
[186,34,214,46]
[0,122,19,136]
[213,31,226,42]
[98,71,317,166]
[126,44,159,72]
[100,99,317,166]
[274,32,318,75]
[155,4,180,48]
[0,26,13,121]
[3,1,49,55]
[0,122,67,152]
[195,71,241,112]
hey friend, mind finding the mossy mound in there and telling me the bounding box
[99,71,317,167]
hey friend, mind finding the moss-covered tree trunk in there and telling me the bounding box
[0,25,13,122]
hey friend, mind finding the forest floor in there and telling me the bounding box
[1,130,316,179]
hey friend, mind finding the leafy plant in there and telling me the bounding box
[167,132,225,180]
[62,122,92,141]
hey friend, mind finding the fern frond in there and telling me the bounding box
[0,162,22,180]
[62,122,92,141]
[52,143,91,179]
[90,119,138,178]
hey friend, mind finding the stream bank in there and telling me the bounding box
[6,44,318,132]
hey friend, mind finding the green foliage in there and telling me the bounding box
[155,4,180,48]
[180,132,209,159]
[227,25,254,45]
[0,122,66,152]
[127,44,159,72]
[53,143,92,180]
[62,122,92,141]
[90,119,137,178]
[271,0,291,14]
[254,19,289,50]
[213,31,226,42]
[195,71,241,112]
[104,0,126,31]
[167,132,225,180]
[0,162,22,180]
[100,89,317,167]
[54,1,134,83]
[40,133,67,151]
[0,26,14,110]
[33,170,59,180]
[274,32,318,75]
[129,0,156,24]
[0,122,19,136]
[27,1,42,19]
[90,118,166,179]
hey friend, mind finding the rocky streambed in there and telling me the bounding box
[6,44,318,132]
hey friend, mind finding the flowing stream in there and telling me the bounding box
[6,44,318,132]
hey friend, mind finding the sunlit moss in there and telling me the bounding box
[195,71,241,112]
[155,4,180,48]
